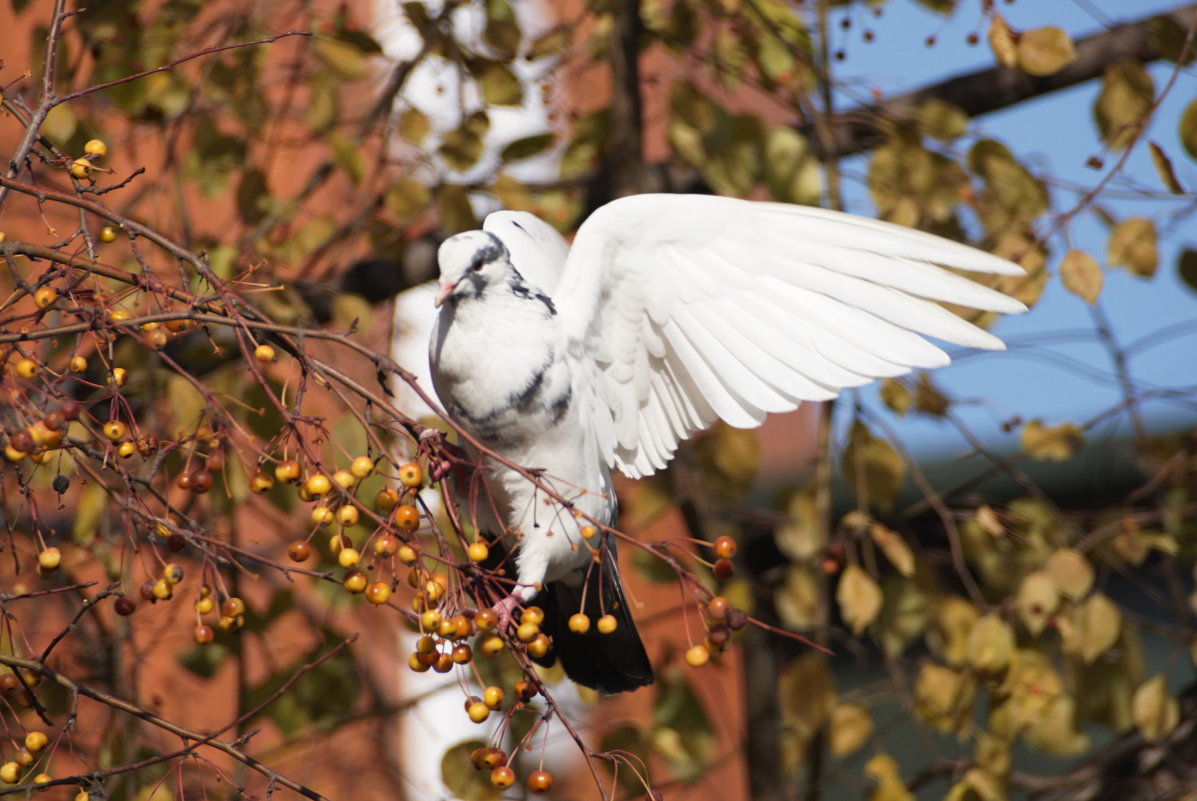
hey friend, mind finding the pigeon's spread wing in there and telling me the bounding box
[484,211,569,295]
[553,194,1028,479]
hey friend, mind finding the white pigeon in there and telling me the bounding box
[428,193,1027,693]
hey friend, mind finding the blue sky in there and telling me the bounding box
[830,0,1197,457]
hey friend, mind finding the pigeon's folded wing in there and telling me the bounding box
[552,194,1028,479]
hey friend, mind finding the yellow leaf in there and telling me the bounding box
[1107,217,1159,278]
[1020,419,1084,462]
[914,662,975,734]
[779,653,835,739]
[1059,250,1104,304]
[314,36,368,81]
[879,378,912,416]
[1148,141,1186,194]
[863,753,903,784]
[1095,60,1154,150]
[843,422,905,510]
[776,484,820,561]
[1016,26,1076,76]
[974,505,1004,537]
[966,615,1015,674]
[837,565,883,634]
[1046,548,1094,600]
[776,564,823,631]
[1016,571,1058,636]
[1076,593,1122,663]
[930,596,981,666]
[915,98,968,142]
[829,703,873,756]
[870,523,915,577]
[1023,696,1090,756]
[1180,98,1197,160]
[384,179,431,224]
[987,14,1018,68]
[1132,674,1180,741]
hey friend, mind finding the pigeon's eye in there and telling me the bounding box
[470,259,484,273]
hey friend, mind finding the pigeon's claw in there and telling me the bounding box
[492,594,521,633]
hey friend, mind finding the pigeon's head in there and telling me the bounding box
[435,231,512,307]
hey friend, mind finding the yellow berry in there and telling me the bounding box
[568,613,591,633]
[421,609,442,629]
[15,357,39,379]
[99,226,118,244]
[374,488,398,512]
[250,471,274,494]
[338,547,360,569]
[337,505,359,526]
[516,621,539,643]
[365,582,391,605]
[108,367,127,387]
[527,633,551,659]
[195,596,214,615]
[305,474,331,496]
[398,461,423,487]
[84,138,108,158]
[103,420,126,441]
[311,506,334,526]
[69,158,91,179]
[580,525,596,539]
[274,460,301,483]
[0,762,20,784]
[38,547,61,571]
[685,644,710,667]
[116,441,136,459]
[467,541,489,563]
[480,635,504,657]
[343,570,367,593]
[24,732,47,753]
[333,469,356,489]
[4,447,25,463]
[467,701,490,723]
[162,563,183,584]
[33,287,57,308]
[397,544,418,564]
[483,686,504,709]
[253,344,275,363]
[69,356,87,373]
[521,606,545,626]
[527,769,553,795]
[490,766,515,789]
[32,772,51,787]
[597,614,617,634]
[152,578,172,600]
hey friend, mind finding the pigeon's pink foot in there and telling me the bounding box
[492,594,521,633]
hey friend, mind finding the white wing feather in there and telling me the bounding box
[549,194,1027,479]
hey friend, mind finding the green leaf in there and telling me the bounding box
[1179,98,1197,161]
[384,179,432,224]
[439,125,486,173]
[779,653,836,739]
[500,133,555,162]
[437,185,477,233]
[398,107,432,147]
[763,127,820,205]
[1107,217,1158,277]
[441,740,501,801]
[527,27,571,60]
[477,61,523,106]
[1095,59,1154,150]
[915,98,969,141]
[314,35,369,81]
[329,132,365,185]
[837,565,882,634]
[482,0,521,60]
[842,421,905,510]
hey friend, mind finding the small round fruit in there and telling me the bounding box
[433,652,453,673]
[99,226,118,244]
[467,541,489,563]
[527,769,553,795]
[374,488,398,512]
[467,701,490,723]
[114,596,136,616]
[451,644,472,663]
[253,344,276,364]
[374,535,399,556]
[338,547,361,569]
[75,791,89,801]
[685,644,710,667]
[521,606,545,626]
[69,157,91,179]
[9,430,33,453]
[163,563,184,584]
[287,541,311,562]
[471,747,507,770]
[475,609,498,631]
[222,597,246,617]
[351,455,374,479]
[568,613,591,633]
[250,471,274,493]
[528,633,551,659]
[714,535,737,559]
[490,766,515,790]
[108,367,127,387]
[516,621,539,643]
[305,474,331,497]
[332,469,356,489]
[32,772,52,786]
[194,624,214,644]
[38,547,62,571]
[116,441,136,459]
[708,596,730,620]
[24,732,47,753]
[397,544,418,564]
[33,287,57,308]
[69,355,87,373]
[479,635,504,657]
[483,686,504,708]
[14,749,32,767]
[408,652,430,672]
[329,533,351,553]
[597,614,618,634]
[42,411,65,432]
[337,505,359,526]
[103,420,126,440]
[274,460,301,483]
[15,358,39,379]
[394,504,419,532]
[420,609,442,629]
[218,614,244,632]
[152,579,172,600]
[365,582,391,605]
[84,138,108,158]
[165,318,190,333]
[398,461,423,487]
[580,525,597,539]
[343,570,367,593]
[195,596,215,615]
[188,470,214,494]
[0,762,20,784]
[713,558,734,581]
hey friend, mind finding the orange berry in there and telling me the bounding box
[343,570,367,593]
[521,606,545,626]
[374,488,399,512]
[475,609,498,630]
[103,420,126,440]
[713,535,736,559]
[287,541,311,562]
[374,535,399,556]
[527,769,553,795]
[467,541,489,563]
[14,357,39,379]
[394,504,420,532]
[490,766,515,789]
[568,613,591,633]
[33,286,57,308]
[194,624,214,644]
[483,685,504,708]
[479,635,504,657]
[99,226,118,243]
[685,644,710,667]
[398,461,423,487]
[597,614,617,634]
[274,460,301,483]
[365,582,391,605]
[253,344,275,363]
[708,596,730,620]
[84,138,108,158]
[37,547,61,571]
[221,597,246,617]
[528,633,550,659]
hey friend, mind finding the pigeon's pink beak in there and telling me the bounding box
[434,279,456,308]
